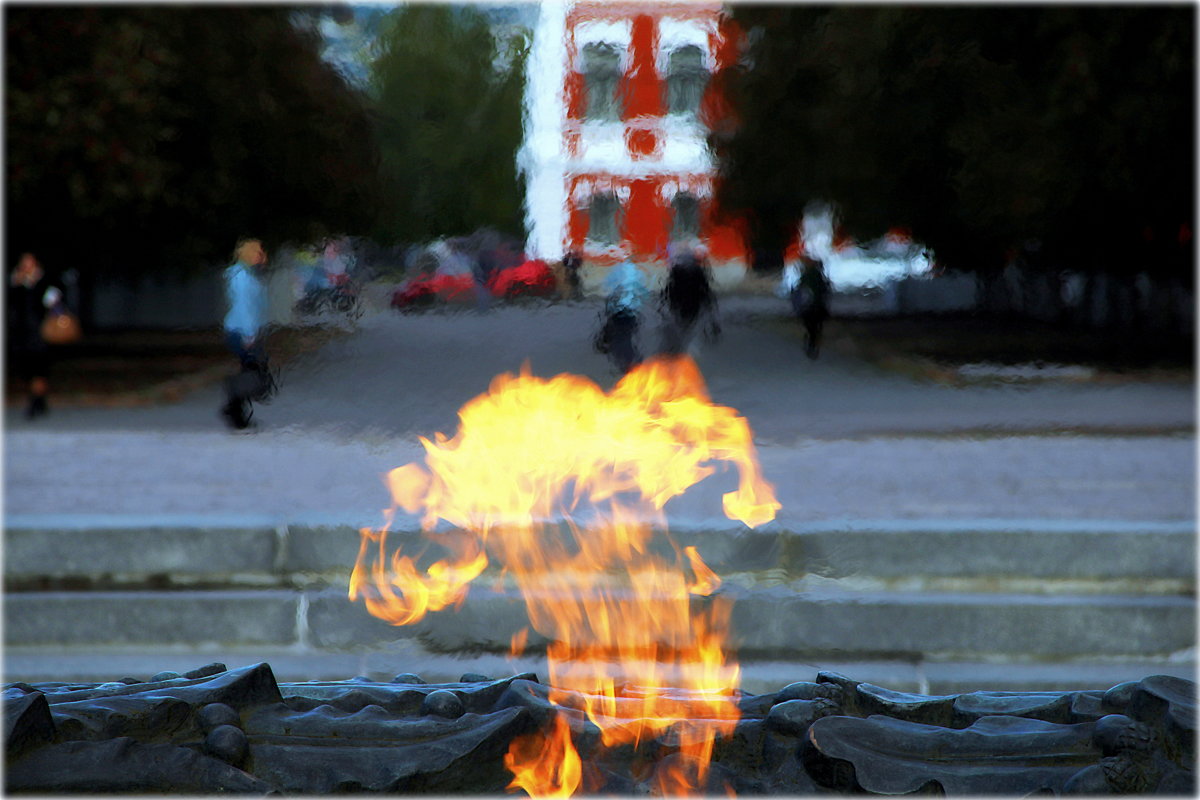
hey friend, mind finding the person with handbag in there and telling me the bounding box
[220,238,274,430]
[7,252,66,419]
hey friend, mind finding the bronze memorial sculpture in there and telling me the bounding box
[5,662,1194,795]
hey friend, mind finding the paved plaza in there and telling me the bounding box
[3,295,1194,523]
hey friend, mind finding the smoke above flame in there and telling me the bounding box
[350,355,779,795]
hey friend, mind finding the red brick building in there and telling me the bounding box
[522,1,749,288]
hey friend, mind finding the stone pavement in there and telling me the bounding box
[3,295,1195,691]
[4,296,1194,520]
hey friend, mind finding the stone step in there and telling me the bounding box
[6,515,1190,696]
[5,585,1192,663]
[4,515,1194,592]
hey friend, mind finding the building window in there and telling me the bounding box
[583,42,622,121]
[587,192,622,246]
[666,45,707,117]
[671,192,701,242]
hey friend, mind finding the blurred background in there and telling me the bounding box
[6,3,1193,336]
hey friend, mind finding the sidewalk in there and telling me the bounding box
[3,428,1193,522]
[4,295,1193,520]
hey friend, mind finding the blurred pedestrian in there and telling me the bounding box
[563,250,583,301]
[659,249,719,356]
[472,243,497,312]
[297,245,331,316]
[322,238,349,280]
[792,256,831,359]
[302,242,331,297]
[7,252,62,419]
[596,260,649,374]
[220,238,273,429]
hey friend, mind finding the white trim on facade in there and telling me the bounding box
[520,1,571,261]
[657,176,713,202]
[655,16,718,73]
[571,18,634,72]
[569,119,712,174]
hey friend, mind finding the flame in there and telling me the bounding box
[350,356,779,795]
[506,713,582,798]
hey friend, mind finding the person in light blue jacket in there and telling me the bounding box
[596,260,649,374]
[603,259,649,315]
[220,238,271,429]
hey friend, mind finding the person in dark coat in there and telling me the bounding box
[792,256,831,359]
[659,249,718,356]
[562,250,583,301]
[7,253,61,419]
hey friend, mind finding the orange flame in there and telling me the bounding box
[505,713,582,798]
[350,356,779,795]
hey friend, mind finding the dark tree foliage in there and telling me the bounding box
[6,6,381,277]
[716,5,1194,280]
[369,5,528,244]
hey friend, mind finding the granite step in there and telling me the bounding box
[4,584,1191,663]
[4,515,1193,592]
[5,515,1192,692]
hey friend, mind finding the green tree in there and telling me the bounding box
[716,6,1194,281]
[369,5,528,243]
[5,6,381,277]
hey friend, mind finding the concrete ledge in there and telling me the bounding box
[4,516,1194,584]
[725,587,1195,660]
[3,523,281,581]
[361,586,1194,661]
[305,587,422,649]
[769,523,1196,581]
[410,589,553,654]
[8,586,1189,661]
[4,517,1193,674]
[3,591,300,647]
[283,523,410,575]
[3,513,291,530]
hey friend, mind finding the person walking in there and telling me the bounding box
[659,248,719,356]
[7,252,62,419]
[220,238,273,429]
[562,250,583,301]
[793,256,831,359]
[596,259,649,374]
